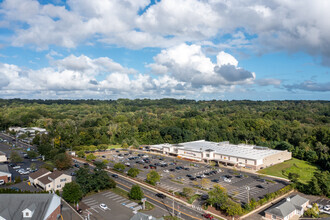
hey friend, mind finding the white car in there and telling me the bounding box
[117,156,124,159]
[224,178,231,183]
[13,166,21,169]
[163,170,169,173]
[125,162,130,166]
[201,174,206,178]
[99,203,108,210]
[0,180,5,185]
[324,205,330,211]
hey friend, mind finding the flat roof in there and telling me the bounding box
[151,140,286,160]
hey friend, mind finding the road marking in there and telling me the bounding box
[116,181,203,220]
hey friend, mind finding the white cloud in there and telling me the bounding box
[1,0,329,64]
[148,43,255,87]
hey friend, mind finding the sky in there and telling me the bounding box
[0,0,329,100]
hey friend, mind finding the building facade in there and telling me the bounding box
[149,140,292,170]
[29,168,72,191]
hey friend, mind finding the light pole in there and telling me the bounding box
[245,186,250,203]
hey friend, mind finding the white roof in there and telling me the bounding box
[152,140,285,160]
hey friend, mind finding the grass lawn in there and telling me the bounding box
[107,145,121,149]
[257,158,319,184]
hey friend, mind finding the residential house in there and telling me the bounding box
[264,194,309,220]
[0,164,11,183]
[29,168,72,191]
[0,193,61,220]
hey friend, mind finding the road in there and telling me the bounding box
[75,159,207,220]
[0,133,36,151]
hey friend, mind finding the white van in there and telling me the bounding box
[0,180,5,185]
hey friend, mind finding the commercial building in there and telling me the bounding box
[0,193,61,220]
[264,194,309,220]
[149,140,291,170]
[0,151,7,163]
[29,168,72,191]
[0,164,11,183]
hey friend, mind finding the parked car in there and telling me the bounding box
[186,174,192,178]
[256,185,264,189]
[143,166,149,169]
[111,174,119,178]
[163,170,169,173]
[0,180,5,185]
[76,209,83,214]
[99,203,108,210]
[155,193,166,199]
[211,179,220,183]
[71,172,76,176]
[13,166,21,169]
[223,178,231,183]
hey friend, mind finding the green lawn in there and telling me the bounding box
[107,145,121,149]
[257,158,319,184]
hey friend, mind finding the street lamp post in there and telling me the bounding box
[245,186,250,203]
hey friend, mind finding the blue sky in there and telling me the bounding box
[0,0,329,100]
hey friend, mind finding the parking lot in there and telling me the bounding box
[80,189,167,220]
[93,149,288,205]
[0,142,44,183]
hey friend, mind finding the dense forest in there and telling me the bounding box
[0,99,329,171]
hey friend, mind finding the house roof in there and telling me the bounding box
[38,170,66,185]
[0,194,61,220]
[266,200,296,217]
[290,194,309,207]
[265,195,309,218]
[29,168,51,179]
[0,164,10,174]
[130,212,163,220]
[38,175,52,185]
[46,170,64,180]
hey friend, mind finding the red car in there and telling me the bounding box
[202,214,214,219]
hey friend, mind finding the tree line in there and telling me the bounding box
[0,99,328,171]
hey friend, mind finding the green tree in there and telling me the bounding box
[86,153,96,161]
[129,185,144,200]
[288,172,300,183]
[114,163,125,172]
[10,151,23,163]
[182,187,195,198]
[121,141,129,149]
[127,168,140,178]
[27,151,38,159]
[15,176,22,183]
[94,161,106,170]
[62,182,83,203]
[146,170,160,186]
[77,150,85,158]
[207,185,228,208]
[76,168,92,195]
[307,177,322,195]
[30,163,37,171]
[93,170,116,191]
[225,200,243,216]
[54,153,72,170]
